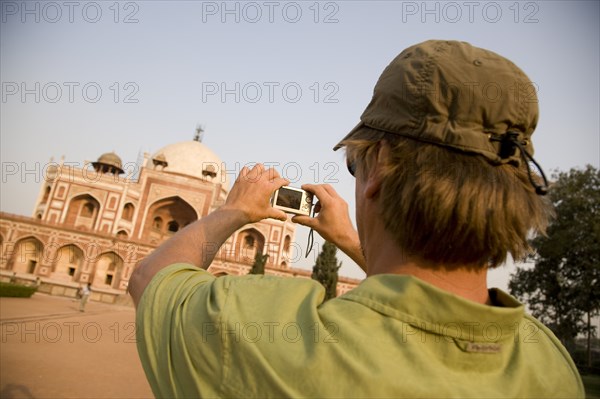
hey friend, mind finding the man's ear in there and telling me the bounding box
[365,141,389,199]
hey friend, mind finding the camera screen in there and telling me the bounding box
[276,188,303,210]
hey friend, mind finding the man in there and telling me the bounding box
[129,40,584,397]
[79,282,91,312]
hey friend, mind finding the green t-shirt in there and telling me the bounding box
[136,264,584,398]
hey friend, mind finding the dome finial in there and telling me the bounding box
[194,124,204,142]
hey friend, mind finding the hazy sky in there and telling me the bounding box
[1,1,599,289]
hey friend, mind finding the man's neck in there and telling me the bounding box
[365,238,491,305]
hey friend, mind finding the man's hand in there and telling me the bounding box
[292,184,366,271]
[222,164,289,224]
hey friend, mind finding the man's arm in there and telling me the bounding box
[128,164,289,307]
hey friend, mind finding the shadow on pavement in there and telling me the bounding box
[0,383,36,399]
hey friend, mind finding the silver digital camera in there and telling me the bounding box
[271,186,314,216]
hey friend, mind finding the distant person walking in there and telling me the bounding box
[79,283,91,312]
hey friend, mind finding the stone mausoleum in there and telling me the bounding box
[0,132,359,305]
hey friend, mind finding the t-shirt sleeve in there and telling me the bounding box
[135,263,229,398]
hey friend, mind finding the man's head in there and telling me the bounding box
[336,40,552,269]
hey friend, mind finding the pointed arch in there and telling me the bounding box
[122,203,135,221]
[51,244,84,282]
[142,196,198,243]
[41,185,51,204]
[91,252,124,289]
[235,228,266,264]
[10,236,44,274]
[64,194,102,231]
[283,235,292,252]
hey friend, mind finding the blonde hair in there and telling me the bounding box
[343,127,553,269]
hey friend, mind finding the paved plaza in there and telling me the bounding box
[0,293,153,399]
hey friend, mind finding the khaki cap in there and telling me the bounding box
[334,40,539,165]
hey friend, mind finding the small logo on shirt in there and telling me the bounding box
[465,342,502,353]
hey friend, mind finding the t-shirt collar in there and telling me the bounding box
[341,274,524,343]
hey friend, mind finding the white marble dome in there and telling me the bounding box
[152,140,230,190]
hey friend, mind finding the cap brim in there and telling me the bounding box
[333,121,364,151]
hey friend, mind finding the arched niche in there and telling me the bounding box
[10,236,45,274]
[143,196,197,243]
[122,203,135,221]
[235,228,266,264]
[64,194,101,231]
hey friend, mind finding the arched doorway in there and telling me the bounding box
[91,252,124,289]
[51,244,84,283]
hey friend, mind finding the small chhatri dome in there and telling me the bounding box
[153,153,167,163]
[152,152,168,168]
[93,152,124,175]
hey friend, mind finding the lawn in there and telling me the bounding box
[0,281,37,297]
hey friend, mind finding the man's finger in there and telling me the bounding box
[245,163,265,182]
[266,167,283,181]
[292,215,316,228]
[273,177,290,189]
[238,166,250,181]
[320,184,340,198]
[301,184,331,201]
[268,209,288,222]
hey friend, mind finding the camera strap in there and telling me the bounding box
[304,206,316,258]
[305,228,314,258]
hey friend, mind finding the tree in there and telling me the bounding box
[509,165,600,364]
[248,253,268,275]
[312,241,342,301]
